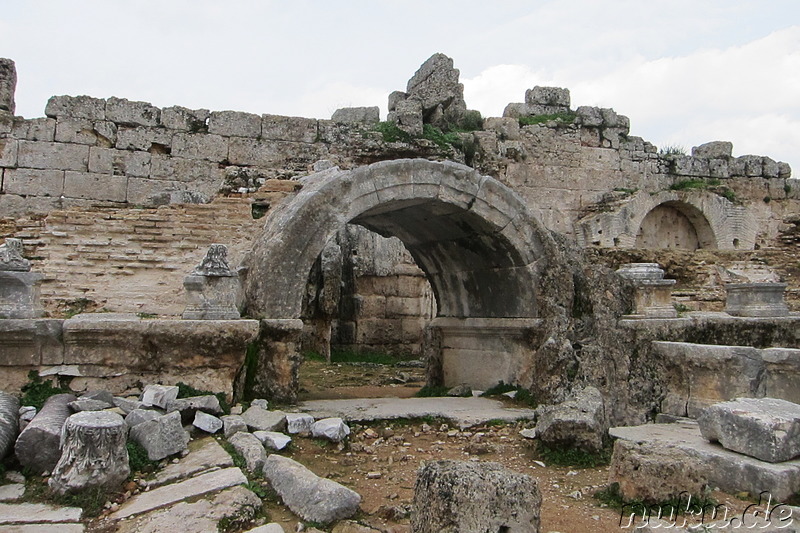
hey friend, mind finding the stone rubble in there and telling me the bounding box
[311,417,351,442]
[129,410,189,461]
[535,386,607,453]
[242,405,287,432]
[193,410,223,433]
[228,431,268,473]
[140,384,179,409]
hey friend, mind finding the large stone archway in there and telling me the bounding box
[242,159,561,399]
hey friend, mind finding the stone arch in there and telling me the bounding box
[244,159,556,320]
[635,200,717,250]
[577,190,756,250]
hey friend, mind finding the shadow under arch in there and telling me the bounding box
[244,159,557,320]
[635,199,718,250]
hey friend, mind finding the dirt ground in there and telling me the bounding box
[262,359,756,532]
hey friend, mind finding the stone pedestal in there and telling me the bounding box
[0,272,44,319]
[725,282,789,317]
[182,274,240,319]
[617,263,677,318]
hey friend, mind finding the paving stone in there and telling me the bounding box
[150,437,233,488]
[241,406,286,432]
[0,484,24,501]
[0,502,82,524]
[110,466,247,520]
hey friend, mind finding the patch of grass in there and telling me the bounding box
[519,112,576,127]
[537,442,612,468]
[373,121,412,143]
[673,303,690,317]
[219,438,247,470]
[127,440,159,476]
[481,381,538,408]
[20,371,71,410]
[63,297,92,318]
[136,312,157,319]
[659,144,686,156]
[175,382,230,415]
[422,124,463,151]
[330,349,411,366]
[457,109,484,131]
[719,188,737,202]
[414,385,450,398]
[303,350,326,362]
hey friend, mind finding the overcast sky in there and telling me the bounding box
[2,1,798,173]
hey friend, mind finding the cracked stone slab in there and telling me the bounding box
[150,437,233,488]
[296,397,536,428]
[1,525,84,533]
[0,502,82,524]
[110,467,247,520]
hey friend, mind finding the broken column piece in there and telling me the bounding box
[0,238,44,319]
[15,393,77,474]
[0,391,20,461]
[182,244,241,320]
[617,263,677,318]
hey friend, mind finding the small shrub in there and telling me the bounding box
[127,440,159,475]
[63,297,93,318]
[659,144,686,156]
[481,381,538,408]
[303,350,326,363]
[537,442,612,468]
[219,438,247,470]
[136,312,157,319]
[415,385,450,398]
[20,371,70,410]
[785,184,792,194]
[719,188,736,202]
[457,110,484,131]
[373,121,412,143]
[673,303,690,316]
[669,179,707,191]
[518,112,576,127]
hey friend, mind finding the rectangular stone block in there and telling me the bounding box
[2,168,64,196]
[88,147,151,177]
[115,126,172,152]
[45,95,106,120]
[161,106,210,132]
[763,348,800,404]
[54,118,99,145]
[12,117,55,142]
[385,296,423,317]
[0,138,18,167]
[63,171,127,202]
[172,133,228,162]
[261,114,318,143]
[105,97,160,127]
[208,110,261,138]
[126,177,181,206]
[0,319,64,366]
[17,141,89,171]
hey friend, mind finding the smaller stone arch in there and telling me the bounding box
[577,190,757,250]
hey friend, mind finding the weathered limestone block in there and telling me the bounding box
[0,58,16,113]
[221,415,248,439]
[0,391,20,461]
[692,141,733,159]
[68,397,113,412]
[241,406,286,432]
[261,114,318,143]
[16,140,89,171]
[105,97,160,127]
[387,90,406,112]
[208,110,261,138]
[55,117,101,145]
[405,53,466,126]
[141,384,179,409]
[393,98,423,136]
[125,408,162,427]
[285,413,314,434]
[331,107,380,125]
[183,244,241,320]
[411,460,541,533]
[725,283,789,317]
[12,117,56,142]
[228,432,267,473]
[311,417,350,442]
[115,125,172,151]
[2,168,65,197]
[166,395,223,423]
[536,386,607,453]
[0,238,30,272]
[262,454,361,524]
[193,411,223,433]
[617,263,677,318]
[129,410,189,461]
[45,95,106,120]
[0,137,17,167]
[526,85,570,108]
[172,132,228,161]
[15,393,77,474]
[160,106,210,132]
[88,146,151,177]
[253,430,291,450]
[698,398,800,463]
[576,105,603,127]
[763,349,800,404]
[63,170,127,202]
[0,271,44,319]
[48,411,129,494]
[483,117,520,140]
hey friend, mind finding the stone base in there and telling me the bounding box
[725,283,789,317]
[182,274,240,320]
[0,271,44,319]
[609,422,800,501]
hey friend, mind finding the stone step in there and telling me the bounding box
[149,436,233,488]
[0,502,82,524]
[610,421,800,501]
[110,466,247,520]
[2,525,85,533]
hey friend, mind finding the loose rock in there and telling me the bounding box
[311,417,350,442]
[129,410,189,461]
[228,432,267,473]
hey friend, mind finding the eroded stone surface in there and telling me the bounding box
[15,393,76,474]
[698,398,800,462]
[129,411,189,461]
[150,437,233,488]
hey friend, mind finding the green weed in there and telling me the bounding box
[518,112,576,127]
[20,371,70,410]
[659,144,686,156]
[175,382,230,415]
[537,442,612,468]
[127,440,159,475]
[373,121,412,143]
